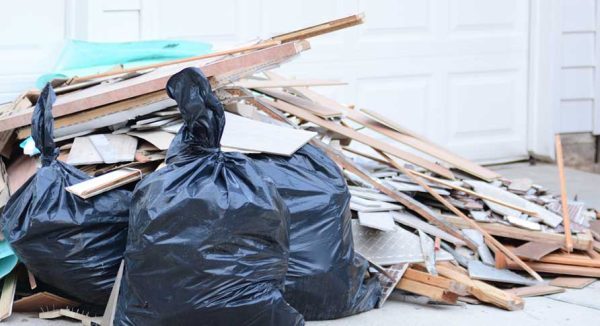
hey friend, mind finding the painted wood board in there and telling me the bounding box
[358,211,396,231]
[66,137,104,166]
[89,134,137,164]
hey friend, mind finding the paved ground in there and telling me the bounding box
[6,162,600,325]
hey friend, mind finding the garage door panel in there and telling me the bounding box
[449,0,520,31]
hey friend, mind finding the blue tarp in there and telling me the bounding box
[37,39,212,87]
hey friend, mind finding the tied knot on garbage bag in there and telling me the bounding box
[115,67,304,326]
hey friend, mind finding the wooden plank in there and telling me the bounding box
[404,268,469,296]
[66,165,155,199]
[265,98,456,179]
[0,41,309,132]
[269,13,364,43]
[505,285,565,297]
[101,260,124,326]
[381,151,543,282]
[512,242,561,261]
[13,292,79,313]
[505,260,600,277]
[349,109,501,181]
[550,277,596,289]
[436,263,524,311]
[395,278,458,304]
[235,79,345,88]
[442,214,593,251]
[17,92,174,139]
[555,134,573,252]
[408,170,538,217]
[0,271,17,321]
[312,141,478,251]
[256,88,342,117]
[538,251,600,268]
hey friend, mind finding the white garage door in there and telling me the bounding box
[0,0,530,163]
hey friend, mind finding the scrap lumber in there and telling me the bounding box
[264,98,455,179]
[442,214,593,251]
[536,251,600,268]
[505,260,600,277]
[436,263,524,311]
[549,277,596,289]
[234,79,345,88]
[345,110,501,182]
[0,41,310,132]
[407,170,538,217]
[380,152,543,281]
[312,141,478,251]
[404,267,469,296]
[505,284,565,297]
[255,88,342,118]
[554,134,573,252]
[66,164,155,199]
[395,278,458,304]
[269,13,364,43]
[39,308,99,326]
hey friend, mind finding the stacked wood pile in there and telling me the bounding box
[0,13,598,323]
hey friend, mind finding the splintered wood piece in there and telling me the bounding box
[265,98,455,179]
[311,141,478,251]
[380,152,543,282]
[0,271,17,321]
[13,292,79,313]
[512,242,561,261]
[409,170,538,217]
[505,285,565,297]
[549,277,596,289]
[404,268,469,296]
[555,134,573,252]
[436,263,524,311]
[395,278,458,304]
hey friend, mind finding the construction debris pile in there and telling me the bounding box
[0,13,598,325]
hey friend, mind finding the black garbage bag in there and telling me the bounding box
[1,84,131,306]
[252,143,381,320]
[114,67,304,326]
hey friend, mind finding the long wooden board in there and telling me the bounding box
[0,41,309,132]
[265,99,455,179]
